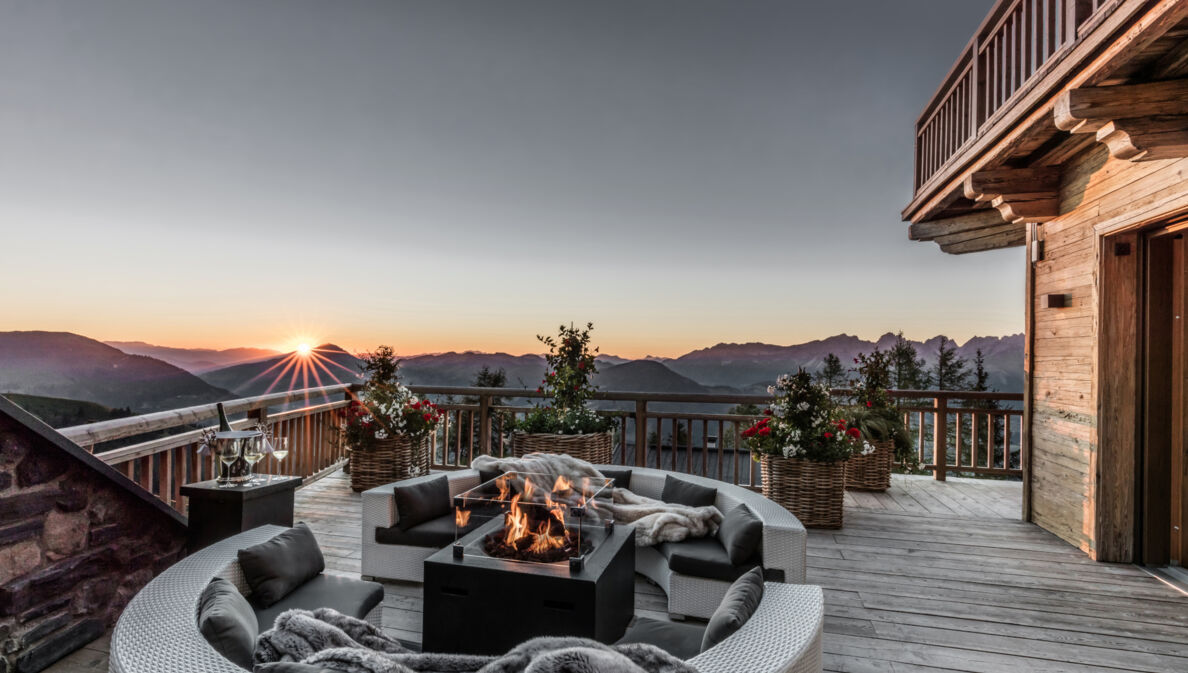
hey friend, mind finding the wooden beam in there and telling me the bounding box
[938,227,1026,254]
[932,222,1023,247]
[963,167,1061,224]
[1096,115,1188,161]
[1054,80,1188,133]
[908,208,1004,241]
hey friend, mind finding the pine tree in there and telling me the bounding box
[817,353,846,388]
[889,332,928,391]
[968,349,1003,469]
[932,336,970,391]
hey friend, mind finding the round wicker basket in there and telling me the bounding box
[349,434,431,492]
[512,431,613,464]
[760,455,846,529]
[845,439,894,491]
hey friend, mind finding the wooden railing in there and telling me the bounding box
[914,0,1116,191]
[56,385,1024,512]
[410,386,1025,487]
[59,384,354,514]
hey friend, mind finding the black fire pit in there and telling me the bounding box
[421,471,634,655]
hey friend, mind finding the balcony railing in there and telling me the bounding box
[52,385,1023,512]
[914,0,1116,191]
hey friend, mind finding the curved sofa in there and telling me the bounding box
[361,465,808,619]
[110,525,822,673]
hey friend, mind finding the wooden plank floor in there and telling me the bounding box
[47,472,1188,673]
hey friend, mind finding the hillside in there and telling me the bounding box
[2,393,133,428]
[199,344,365,396]
[593,360,710,394]
[0,332,233,411]
[660,333,1024,392]
[105,341,279,373]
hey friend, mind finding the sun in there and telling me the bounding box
[295,343,313,356]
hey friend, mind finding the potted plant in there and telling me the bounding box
[512,323,615,463]
[845,349,913,491]
[744,370,871,528]
[342,346,444,491]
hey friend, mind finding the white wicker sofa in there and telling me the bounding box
[110,525,823,673]
[361,465,808,620]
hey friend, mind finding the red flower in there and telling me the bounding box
[573,385,579,390]
[548,372,556,378]
[758,426,771,436]
[423,413,432,421]
[846,427,861,438]
[866,401,872,408]
[578,362,586,370]
[824,432,834,439]
[763,409,773,416]
[537,387,544,393]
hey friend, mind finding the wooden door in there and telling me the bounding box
[1143,228,1188,566]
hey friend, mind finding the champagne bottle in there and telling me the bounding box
[215,403,249,483]
[216,402,233,431]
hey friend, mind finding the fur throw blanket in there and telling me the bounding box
[610,489,721,547]
[470,453,721,547]
[255,608,696,673]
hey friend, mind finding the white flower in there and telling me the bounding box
[375,430,388,440]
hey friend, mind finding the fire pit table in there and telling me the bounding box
[422,472,635,655]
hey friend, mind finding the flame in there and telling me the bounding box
[496,476,572,557]
[455,507,471,527]
[552,475,572,493]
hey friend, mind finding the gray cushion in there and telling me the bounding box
[658,537,760,582]
[661,475,716,508]
[238,524,325,608]
[197,577,258,670]
[375,513,478,548]
[395,475,451,531]
[477,468,504,485]
[616,618,706,660]
[252,574,384,631]
[701,566,765,652]
[598,467,632,489]
[717,504,762,565]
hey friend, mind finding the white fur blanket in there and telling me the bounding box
[470,453,721,547]
[255,608,696,673]
[610,488,721,547]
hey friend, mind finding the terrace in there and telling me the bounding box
[22,384,1188,672]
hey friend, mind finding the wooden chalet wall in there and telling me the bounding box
[1030,143,1188,561]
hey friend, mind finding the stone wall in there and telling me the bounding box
[0,411,187,673]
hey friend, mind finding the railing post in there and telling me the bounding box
[479,393,492,456]
[933,395,949,481]
[634,399,648,468]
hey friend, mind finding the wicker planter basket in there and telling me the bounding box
[760,455,846,529]
[512,431,613,464]
[349,434,431,492]
[845,440,894,491]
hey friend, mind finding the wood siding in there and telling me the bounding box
[1029,143,1188,561]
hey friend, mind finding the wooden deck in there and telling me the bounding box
[49,472,1188,673]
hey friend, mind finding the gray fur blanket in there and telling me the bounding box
[254,608,696,673]
[470,453,721,547]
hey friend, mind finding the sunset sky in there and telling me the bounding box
[0,0,1015,359]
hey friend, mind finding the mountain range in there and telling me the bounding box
[0,331,1025,418]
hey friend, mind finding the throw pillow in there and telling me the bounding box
[717,504,763,565]
[598,467,633,489]
[661,474,717,508]
[237,523,325,608]
[196,577,258,669]
[701,566,765,652]
[394,475,451,531]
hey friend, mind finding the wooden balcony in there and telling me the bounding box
[904,0,1188,251]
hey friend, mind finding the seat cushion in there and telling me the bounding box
[196,577,258,670]
[717,504,763,565]
[477,467,504,485]
[395,475,451,531]
[660,475,717,508]
[701,566,765,652]
[375,512,478,548]
[238,523,325,608]
[255,664,335,673]
[658,537,760,582]
[598,467,632,489]
[616,617,706,661]
[253,574,384,632]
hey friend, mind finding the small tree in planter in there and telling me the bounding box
[844,349,913,490]
[342,346,444,491]
[512,323,615,463]
[744,370,871,528]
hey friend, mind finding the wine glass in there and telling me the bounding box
[243,436,265,485]
[272,436,290,475]
[216,439,241,488]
